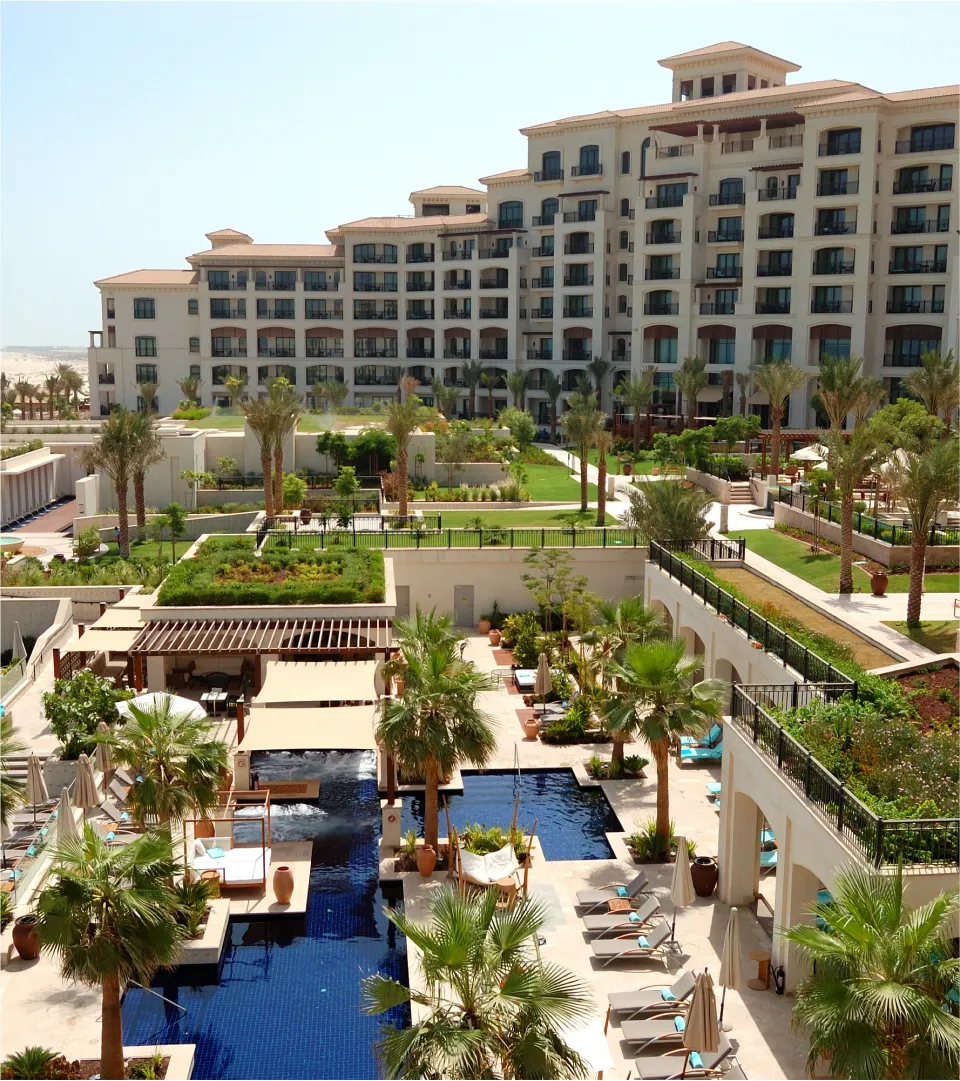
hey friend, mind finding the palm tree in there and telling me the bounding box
[543,371,562,442]
[399,373,420,403]
[812,355,871,430]
[560,386,605,512]
[315,379,348,413]
[751,361,810,476]
[784,865,960,1080]
[35,829,188,1081]
[54,363,84,412]
[582,597,667,691]
[44,372,62,419]
[268,377,303,514]
[223,372,248,410]
[363,888,592,1080]
[431,379,459,420]
[735,371,753,417]
[594,429,612,526]
[887,439,960,625]
[587,357,612,414]
[506,369,529,411]
[720,368,733,418]
[615,370,656,452]
[384,393,422,516]
[129,410,166,539]
[674,356,708,429]
[853,377,887,427]
[461,360,484,419]
[33,388,49,420]
[826,426,878,593]
[903,349,959,425]
[603,638,725,819]
[375,640,496,849]
[624,478,712,549]
[135,381,159,414]
[80,408,135,556]
[100,701,228,828]
[13,379,36,420]
[0,717,26,829]
[240,394,276,518]
[177,374,202,405]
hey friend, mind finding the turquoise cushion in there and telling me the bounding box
[661,989,676,1001]
[206,846,225,859]
[637,935,650,948]
[617,886,628,897]
[106,831,116,841]
[689,1052,704,1069]
[120,811,129,822]
[674,1016,685,1033]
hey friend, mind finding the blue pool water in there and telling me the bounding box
[121,751,408,1080]
[406,768,622,860]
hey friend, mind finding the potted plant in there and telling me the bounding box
[477,616,491,635]
[621,458,633,477]
[12,913,40,960]
[416,843,437,877]
[489,628,501,646]
[870,568,889,597]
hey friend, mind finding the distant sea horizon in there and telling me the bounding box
[2,345,86,351]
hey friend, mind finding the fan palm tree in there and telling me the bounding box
[812,355,871,431]
[853,377,887,427]
[35,828,188,1081]
[375,639,496,849]
[826,426,878,593]
[506,369,529,411]
[176,373,202,405]
[431,378,459,420]
[624,478,712,550]
[43,372,62,419]
[735,371,753,417]
[80,408,135,556]
[461,360,484,419]
[55,364,85,412]
[542,371,563,442]
[560,386,605,512]
[0,717,26,829]
[594,429,612,526]
[582,597,667,691]
[384,393,422,517]
[129,410,166,539]
[674,356,708,429]
[268,377,304,513]
[903,349,959,425]
[383,606,464,687]
[363,887,592,1080]
[13,379,37,420]
[587,357,612,414]
[887,439,960,625]
[100,701,228,828]
[240,394,277,518]
[751,361,810,476]
[784,865,960,1080]
[615,369,656,452]
[602,638,725,818]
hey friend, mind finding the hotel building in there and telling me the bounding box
[88,41,958,427]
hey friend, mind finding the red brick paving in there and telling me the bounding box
[17,499,76,534]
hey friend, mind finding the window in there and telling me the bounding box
[540,235,555,257]
[617,295,628,313]
[618,263,629,282]
[717,252,741,274]
[538,297,554,318]
[679,80,693,101]
[653,337,677,365]
[541,150,561,179]
[700,76,714,97]
[305,299,329,318]
[189,337,200,354]
[760,78,769,88]
[540,198,558,225]
[620,151,631,175]
[937,205,951,230]
[135,336,157,357]
[466,203,481,214]
[818,336,851,363]
[578,199,597,221]
[715,289,738,312]
[619,230,629,250]
[189,364,200,378]
[275,270,297,290]
[708,337,735,364]
[106,299,115,318]
[818,169,849,195]
[133,297,155,319]
[135,363,157,383]
[107,327,116,347]
[540,266,555,287]
[188,298,199,315]
[354,243,376,263]
[823,127,861,155]
[498,200,523,229]
[718,177,744,201]
[614,338,627,358]
[715,216,742,240]
[747,74,756,90]
[620,198,630,217]
[383,272,398,292]
[722,73,736,94]
[908,123,955,152]
[578,145,600,175]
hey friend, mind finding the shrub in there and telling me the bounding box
[43,671,133,759]
[586,754,605,778]
[71,526,102,560]
[461,822,529,863]
[623,755,649,776]
[171,406,211,420]
[0,439,43,461]
[479,600,505,630]
[1,1047,61,1079]
[127,1053,165,1080]
[173,878,214,937]
[282,472,307,509]
[628,818,697,862]
[708,454,749,481]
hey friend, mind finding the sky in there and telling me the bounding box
[2,0,958,346]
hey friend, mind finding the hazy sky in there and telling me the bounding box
[2,1,957,345]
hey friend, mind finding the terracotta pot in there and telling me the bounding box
[871,570,888,597]
[478,619,491,634]
[488,629,501,646]
[522,717,541,740]
[651,467,660,476]
[393,676,405,695]
[195,818,215,839]
[273,865,294,905]
[416,843,437,877]
[691,856,719,897]
[622,462,633,476]
[12,914,40,960]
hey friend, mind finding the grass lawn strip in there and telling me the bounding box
[522,464,598,502]
[882,620,960,656]
[437,509,616,528]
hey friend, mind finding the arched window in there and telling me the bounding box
[541,150,561,180]
[498,200,523,229]
[540,198,558,225]
[621,150,631,175]
[620,198,630,217]
[617,295,628,314]
[577,144,600,176]
[616,337,627,357]
[766,175,779,196]
[719,177,744,200]
[618,263,628,282]
[619,231,629,249]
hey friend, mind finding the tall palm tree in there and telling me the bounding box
[44,372,62,419]
[268,377,304,514]
[594,429,612,526]
[674,356,708,429]
[506,369,529,411]
[177,373,202,405]
[363,888,592,1080]
[35,829,188,1081]
[80,408,135,556]
[560,386,605,512]
[384,393,422,517]
[129,410,166,539]
[812,355,871,431]
[33,387,49,420]
[887,439,960,625]
[582,597,667,691]
[241,394,276,518]
[826,426,878,593]
[603,638,725,819]
[735,371,753,417]
[853,377,887,427]
[751,361,810,476]
[431,378,459,420]
[461,360,484,420]
[13,379,36,420]
[615,369,656,452]
[100,701,228,828]
[1,717,26,829]
[624,478,712,549]
[587,357,612,414]
[375,640,496,849]
[784,865,960,1080]
[55,364,85,413]
[542,371,562,442]
[903,349,959,425]
[135,381,159,414]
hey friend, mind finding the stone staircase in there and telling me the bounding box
[727,482,754,505]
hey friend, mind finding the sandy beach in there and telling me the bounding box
[0,348,88,393]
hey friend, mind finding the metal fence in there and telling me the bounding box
[688,535,746,562]
[777,485,960,547]
[261,525,649,552]
[206,474,383,491]
[732,685,959,867]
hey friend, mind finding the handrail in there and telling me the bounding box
[261,526,648,552]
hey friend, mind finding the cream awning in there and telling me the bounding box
[91,608,144,630]
[62,629,140,654]
[239,705,378,752]
[253,659,376,706]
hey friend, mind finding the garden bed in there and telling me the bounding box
[0,1055,170,1080]
[894,662,959,732]
[394,842,450,873]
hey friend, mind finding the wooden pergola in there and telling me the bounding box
[755,429,835,474]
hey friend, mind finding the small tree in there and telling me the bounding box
[72,526,102,561]
[282,472,307,510]
[735,371,753,417]
[826,426,878,594]
[333,464,360,499]
[594,429,612,526]
[315,430,350,471]
[542,372,562,442]
[505,369,529,411]
[498,406,536,450]
[615,370,656,453]
[674,356,708,429]
[213,456,238,483]
[223,373,248,409]
[149,513,170,561]
[178,469,214,512]
[712,413,761,455]
[903,349,959,425]
[177,374,202,404]
[163,502,188,560]
[811,354,871,431]
[560,386,605,513]
[624,479,712,549]
[751,361,810,476]
[521,548,583,634]
[43,671,133,760]
[384,394,422,516]
[439,427,470,489]
[430,379,459,420]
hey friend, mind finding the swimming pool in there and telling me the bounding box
[121,751,408,1080]
[405,768,622,860]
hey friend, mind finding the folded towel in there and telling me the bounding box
[25,846,36,857]
[637,935,650,948]
[629,911,643,923]
[689,1052,703,1069]
[617,886,628,897]
[661,988,676,1001]
[674,1016,685,1033]
[206,846,225,859]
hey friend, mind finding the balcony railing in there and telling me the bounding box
[355,254,397,264]
[304,280,338,291]
[208,280,247,291]
[406,348,435,359]
[571,163,602,177]
[406,310,435,320]
[707,230,742,243]
[531,215,555,227]
[709,192,746,205]
[896,136,955,154]
[885,299,945,314]
[647,231,681,244]
[562,350,592,361]
[813,261,855,275]
[563,243,594,254]
[257,307,296,319]
[562,307,593,318]
[479,309,509,319]
[98,373,115,384]
[818,141,861,156]
[442,250,474,261]
[755,301,791,314]
[891,219,949,234]
[645,267,680,280]
[406,281,435,291]
[563,210,596,223]
[354,309,398,319]
[530,308,553,319]
[645,195,684,209]
[888,260,948,274]
[258,349,296,358]
[644,303,679,315]
[355,374,399,385]
[811,300,853,313]
[405,253,434,263]
[532,247,554,258]
[210,307,246,319]
[306,348,344,358]
[892,177,952,194]
[478,280,509,289]
[306,310,343,320]
[757,187,798,202]
[444,308,471,319]
[354,283,397,293]
[526,349,553,361]
[768,134,803,149]
[478,248,513,260]
[355,349,399,360]
[444,279,471,290]
[255,280,296,291]
[656,144,694,158]
[756,264,792,277]
[721,139,754,154]
[533,169,564,182]
[478,349,508,362]
[212,348,247,357]
[564,275,594,286]
[705,266,740,279]
[883,352,937,367]
[815,181,858,196]
[531,277,554,289]
[699,302,736,315]
[815,221,856,235]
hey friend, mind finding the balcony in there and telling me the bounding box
[757,187,798,202]
[709,192,746,206]
[883,353,929,367]
[755,302,791,314]
[707,230,743,243]
[757,224,794,238]
[563,210,596,223]
[813,261,855,275]
[530,308,553,319]
[526,349,553,360]
[407,309,435,320]
[444,308,471,319]
[815,221,856,236]
[562,307,593,318]
[645,195,684,209]
[208,280,246,291]
[656,144,694,158]
[444,279,471,290]
[212,348,247,358]
[255,280,296,291]
[818,140,861,156]
[885,299,945,313]
[644,302,679,315]
[406,281,435,291]
[891,219,949,234]
[705,267,741,280]
[756,264,793,277]
[478,349,508,361]
[646,230,680,244]
[888,260,948,274]
[532,247,554,258]
[768,134,803,149]
[892,177,952,194]
[306,310,343,320]
[306,348,344,358]
[571,163,602,177]
[720,139,754,154]
[354,309,398,319]
[563,242,594,254]
[355,253,397,264]
[354,283,397,292]
[479,308,509,319]
[210,306,246,319]
[355,349,398,360]
[815,181,858,196]
[405,253,434,263]
[562,350,592,361]
[531,215,555,227]
[478,280,509,290]
[645,267,679,280]
[304,280,338,292]
[258,348,296,358]
[533,169,564,182]
[530,277,553,289]
[442,250,474,261]
[406,348,435,359]
[442,348,470,361]
[355,372,399,385]
[563,275,594,286]
[97,372,115,384]
[699,302,735,315]
[257,307,296,319]
[478,248,512,260]
[811,300,853,313]
[896,136,955,154]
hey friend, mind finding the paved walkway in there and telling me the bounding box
[14,498,76,535]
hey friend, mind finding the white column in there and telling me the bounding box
[772,827,819,991]
[718,748,762,905]
[145,655,166,692]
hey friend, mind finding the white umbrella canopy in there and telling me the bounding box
[718,906,744,1029]
[669,835,695,944]
[117,692,206,723]
[681,969,719,1076]
[94,721,113,776]
[534,652,552,713]
[55,786,78,844]
[73,754,100,810]
[25,754,49,809]
[790,444,828,462]
[11,622,27,664]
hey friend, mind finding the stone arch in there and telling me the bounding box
[649,598,673,636]
[713,656,743,686]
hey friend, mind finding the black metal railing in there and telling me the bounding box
[709,192,746,206]
[757,224,794,238]
[890,219,949,234]
[689,535,746,561]
[892,178,952,194]
[885,299,944,314]
[206,475,382,493]
[259,525,648,551]
[757,188,798,202]
[708,230,743,243]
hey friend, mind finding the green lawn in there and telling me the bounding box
[99,539,171,562]
[189,412,245,429]
[729,529,960,594]
[883,620,960,655]
[186,411,335,432]
[437,509,616,528]
[523,464,598,502]
[565,447,657,476]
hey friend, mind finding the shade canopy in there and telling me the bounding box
[118,692,207,723]
[719,907,744,991]
[130,617,392,657]
[63,629,140,654]
[255,660,377,706]
[73,754,100,809]
[26,754,48,806]
[90,608,145,630]
[239,705,378,752]
[94,722,113,776]
[670,837,696,909]
[683,970,720,1056]
[56,787,78,844]
[790,444,828,462]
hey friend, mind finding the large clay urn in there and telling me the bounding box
[416,843,438,877]
[691,856,719,897]
[12,914,40,960]
[522,717,541,740]
[273,865,295,905]
[871,570,889,597]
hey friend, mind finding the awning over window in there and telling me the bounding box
[130,618,392,656]
[884,324,942,341]
[643,325,679,340]
[752,324,792,340]
[809,324,852,339]
[697,324,736,339]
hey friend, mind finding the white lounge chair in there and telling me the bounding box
[458,842,520,888]
[633,1035,735,1079]
[190,838,271,888]
[582,895,661,937]
[606,971,697,1019]
[620,1012,691,1050]
[590,922,672,966]
[575,872,649,913]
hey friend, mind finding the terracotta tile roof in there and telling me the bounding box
[333,213,490,232]
[94,269,199,286]
[673,79,858,108]
[205,228,252,240]
[658,41,800,71]
[187,243,340,261]
[478,168,531,183]
[409,185,486,197]
[884,84,959,101]
[801,90,883,107]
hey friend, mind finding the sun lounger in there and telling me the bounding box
[679,743,722,763]
[113,767,136,787]
[633,1034,734,1079]
[607,971,697,1020]
[760,849,777,873]
[705,782,721,796]
[590,922,672,966]
[107,776,130,803]
[582,895,661,937]
[91,820,139,846]
[100,800,132,825]
[620,1013,692,1051]
[679,724,723,749]
[575,872,649,913]
[459,842,520,888]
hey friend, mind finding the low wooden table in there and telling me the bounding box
[606,898,633,914]
[748,948,772,990]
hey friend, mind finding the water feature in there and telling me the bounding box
[122,751,408,1080]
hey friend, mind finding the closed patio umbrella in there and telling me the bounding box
[718,906,743,1030]
[55,786,78,844]
[73,753,100,810]
[534,652,552,716]
[11,622,27,666]
[25,753,49,825]
[669,835,695,946]
[680,969,719,1077]
[117,692,206,723]
[94,721,113,777]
